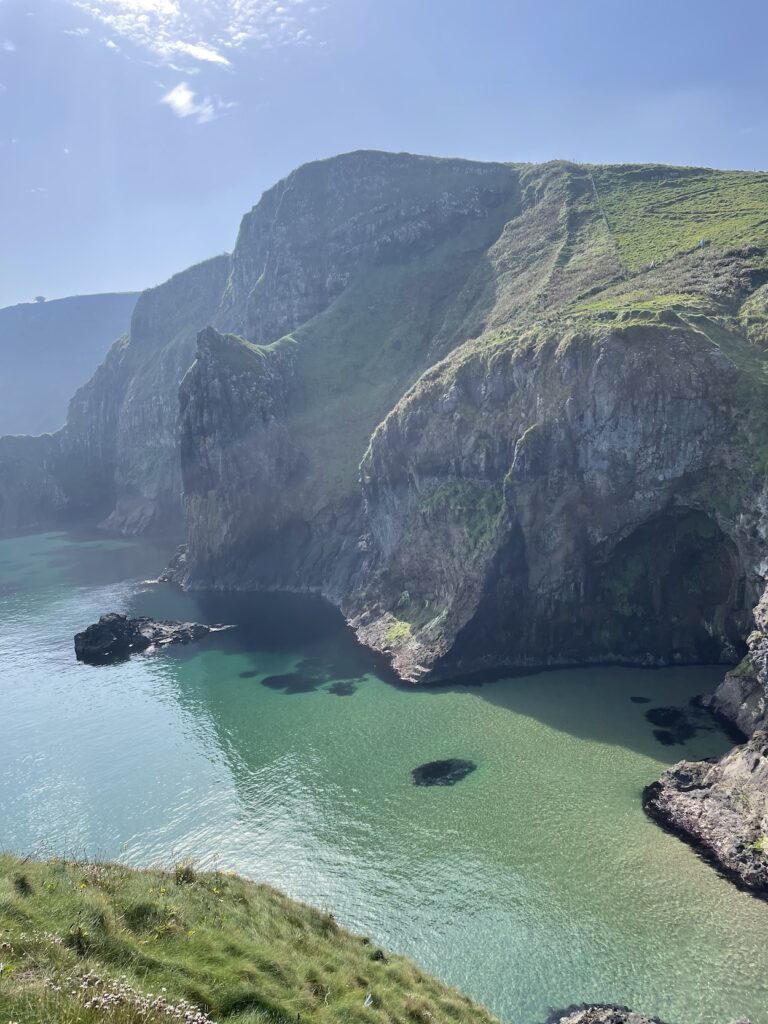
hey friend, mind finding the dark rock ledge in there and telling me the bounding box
[74,612,233,665]
[643,729,768,898]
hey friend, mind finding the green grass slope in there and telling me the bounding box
[0,855,498,1024]
[590,164,768,272]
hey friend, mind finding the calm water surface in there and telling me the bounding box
[2,531,767,1024]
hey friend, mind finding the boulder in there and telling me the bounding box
[74,613,231,664]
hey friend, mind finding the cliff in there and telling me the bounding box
[2,155,767,694]
[178,160,768,687]
[0,291,137,436]
[0,255,230,534]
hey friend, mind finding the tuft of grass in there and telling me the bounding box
[0,853,498,1024]
[384,618,413,647]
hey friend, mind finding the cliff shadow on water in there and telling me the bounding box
[120,572,739,762]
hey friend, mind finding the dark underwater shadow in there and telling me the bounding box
[123,579,734,761]
[457,662,735,761]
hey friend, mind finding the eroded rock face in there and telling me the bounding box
[705,585,768,736]
[643,730,768,897]
[347,326,760,680]
[74,613,230,664]
[0,255,231,535]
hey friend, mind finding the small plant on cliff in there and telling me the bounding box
[384,618,412,647]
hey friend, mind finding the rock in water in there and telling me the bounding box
[74,613,231,664]
[411,758,476,787]
[546,1007,667,1024]
[643,730,768,897]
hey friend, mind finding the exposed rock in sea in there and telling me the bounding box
[642,583,768,893]
[545,1007,666,1024]
[643,729,768,897]
[74,612,232,664]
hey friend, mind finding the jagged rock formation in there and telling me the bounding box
[0,292,137,436]
[546,1008,665,1024]
[644,585,768,894]
[74,612,231,664]
[644,730,768,897]
[2,154,768,689]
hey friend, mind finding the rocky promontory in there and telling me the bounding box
[643,729,768,897]
[74,612,231,664]
[643,583,768,893]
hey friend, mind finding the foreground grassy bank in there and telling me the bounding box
[0,854,498,1024]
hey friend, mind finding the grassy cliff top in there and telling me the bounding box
[0,854,498,1024]
[589,164,768,272]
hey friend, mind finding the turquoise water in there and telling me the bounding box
[1,530,767,1023]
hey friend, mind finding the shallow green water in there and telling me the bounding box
[1,530,767,1023]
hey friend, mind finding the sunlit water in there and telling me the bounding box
[1,531,767,1023]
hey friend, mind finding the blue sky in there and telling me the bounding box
[1,0,766,307]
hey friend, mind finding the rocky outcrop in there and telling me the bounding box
[74,613,231,664]
[546,1008,665,1024]
[347,320,761,680]
[643,730,768,897]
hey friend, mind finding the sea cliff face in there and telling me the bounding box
[0,255,230,535]
[1,154,767,696]
[348,320,762,680]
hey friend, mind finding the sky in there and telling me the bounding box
[1,0,767,308]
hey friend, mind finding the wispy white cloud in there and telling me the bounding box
[72,0,324,66]
[160,80,235,123]
[172,40,230,65]
[64,26,91,35]
[2,39,16,51]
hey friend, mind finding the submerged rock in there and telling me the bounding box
[644,706,698,746]
[643,730,768,897]
[327,679,358,696]
[74,612,232,664]
[411,758,476,787]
